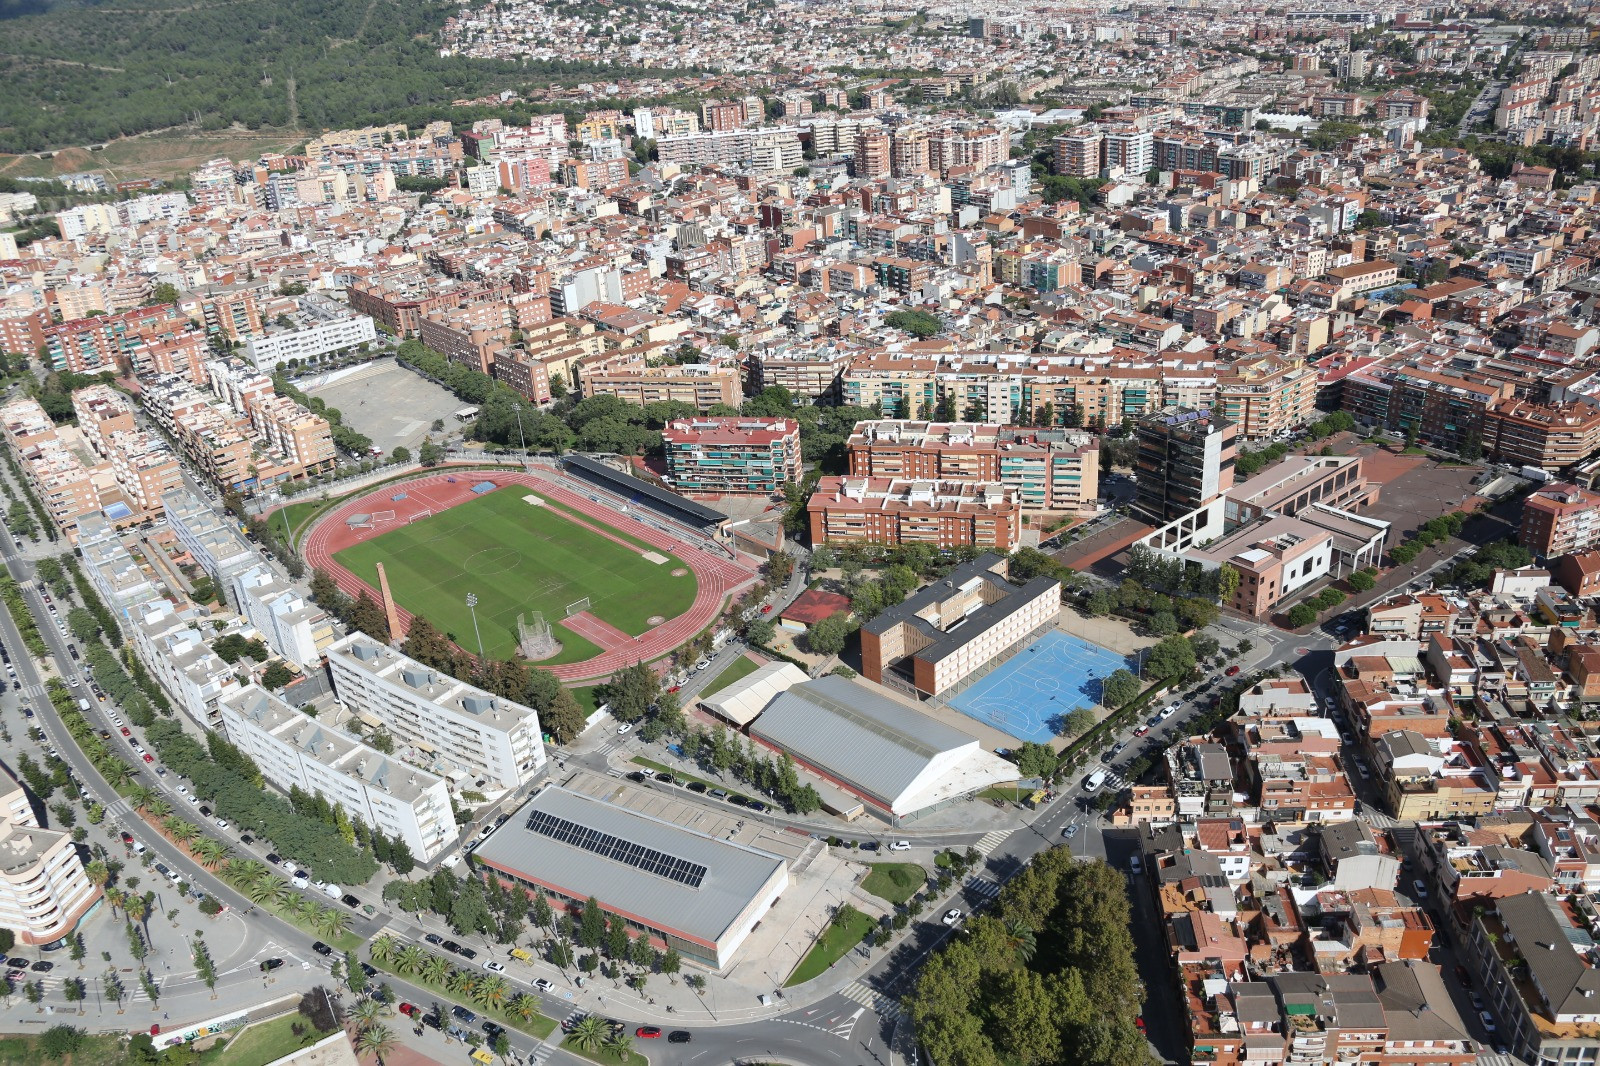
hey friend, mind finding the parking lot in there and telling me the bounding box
[301,358,464,456]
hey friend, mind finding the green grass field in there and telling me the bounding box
[861,863,927,905]
[333,489,697,662]
[786,907,876,986]
[700,654,761,696]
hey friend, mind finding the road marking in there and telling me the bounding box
[972,829,1009,856]
[965,877,1001,899]
[839,980,902,1019]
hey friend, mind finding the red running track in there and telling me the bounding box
[299,466,759,683]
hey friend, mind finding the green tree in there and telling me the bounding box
[805,612,852,657]
[1014,742,1057,778]
[1058,707,1095,738]
[1287,603,1318,627]
[1101,669,1141,708]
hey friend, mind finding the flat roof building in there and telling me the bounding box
[860,552,1058,696]
[474,786,787,969]
[661,417,801,496]
[163,487,260,588]
[1135,408,1237,524]
[749,675,1017,822]
[846,420,1101,514]
[808,476,1023,551]
[0,767,101,946]
[326,634,547,790]
[1521,483,1600,558]
[220,685,457,862]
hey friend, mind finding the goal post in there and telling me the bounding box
[406,509,433,524]
[564,596,591,617]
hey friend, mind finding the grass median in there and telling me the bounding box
[369,957,557,1040]
[560,1036,650,1066]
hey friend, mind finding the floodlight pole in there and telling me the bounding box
[512,402,527,469]
[467,593,485,659]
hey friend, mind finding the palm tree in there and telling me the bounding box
[445,969,477,998]
[124,894,150,938]
[474,975,510,1010]
[128,785,156,812]
[569,1015,607,1053]
[369,935,400,966]
[85,860,109,890]
[602,1032,634,1062]
[421,955,451,986]
[166,819,200,846]
[396,944,426,976]
[105,887,125,920]
[289,896,320,924]
[314,907,349,940]
[354,1022,396,1065]
[192,839,229,870]
[506,994,537,1023]
[100,760,133,791]
[1004,921,1037,965]
[144,798,173,821]
[350,998,389,1027]
[223,859,268,888]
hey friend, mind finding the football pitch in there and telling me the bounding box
[332,489,697,663]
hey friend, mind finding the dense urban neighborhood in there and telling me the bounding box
[1,0,1600,1064]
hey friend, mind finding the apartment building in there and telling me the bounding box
[128,598,243,725]
[1053,128,1104,178]
[1342,366,1515,456]
[325,634,547,790]
[860,553,1058,696]
[0,768,100,946]
[43,304,205,377]
[70,384,136,452]
[577,360,741,412]
[75,514,159,617]
[0,397,102,538]
[232,565,337,668]
[106,431,184,515]
[163,487,259,589]
[1521,483,1600,558]
[220,686,456,862]
[807,476,1023,551]
[1484,399,1600,473]
[1215,356,1318,440]
[244,307,376,372]
[661,418,801,495]
[846,420,1101,514]
[746,347,851,400]
[1136,408,1238,523]
[140,376,256,493]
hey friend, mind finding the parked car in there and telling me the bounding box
[398,1003,418,1018]
[636,1027,662,1039]
[534,979,554,993]
[669,1032,692,1044]
[452,1006,477,1024]
[1225,665,1241,676]
[889,840,911,851]
[483,960,506,973]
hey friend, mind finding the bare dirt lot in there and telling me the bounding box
[0,127,300,184]
[300,358,463,455]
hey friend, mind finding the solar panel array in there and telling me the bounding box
[525,810,707,888]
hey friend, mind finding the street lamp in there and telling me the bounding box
[512,402,528,469]
[466,593,485,658]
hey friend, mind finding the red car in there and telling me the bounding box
[119,831,133,845]
[1135,1017,1146,1032]
[636,1027,662,1039]
[1225,665,1241,676]
[142,753,154,763]
[398,1003,417,1017]
[760,604,772,613]
[120,727,131,736]
[1134,723,1151,736]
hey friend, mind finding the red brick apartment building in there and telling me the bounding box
[661,417,801,495]
[807,475,1022,551]
[1521,482,1600,557]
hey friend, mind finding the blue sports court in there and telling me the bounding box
[946,630,1133,744]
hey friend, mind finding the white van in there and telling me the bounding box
[1083,769,1108,793]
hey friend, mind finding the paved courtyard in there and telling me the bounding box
[302,359,464,455]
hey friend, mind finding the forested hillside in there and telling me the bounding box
[0,0,641,152]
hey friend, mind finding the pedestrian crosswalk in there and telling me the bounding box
[972,830,1009,856]
[966,876,1001,899]
[840,980,902,1019]
[527,1039,555,1066]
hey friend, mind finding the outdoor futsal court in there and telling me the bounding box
[946,629,1133,744]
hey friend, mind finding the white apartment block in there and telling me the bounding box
[129,598,242,725]
[244,312,376,372]
[220,686,456,862]
[232,564,336,667]
[75,515,160,618]
[326,634,546,790]
[163,487,260,588]
[0,769,100,946]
